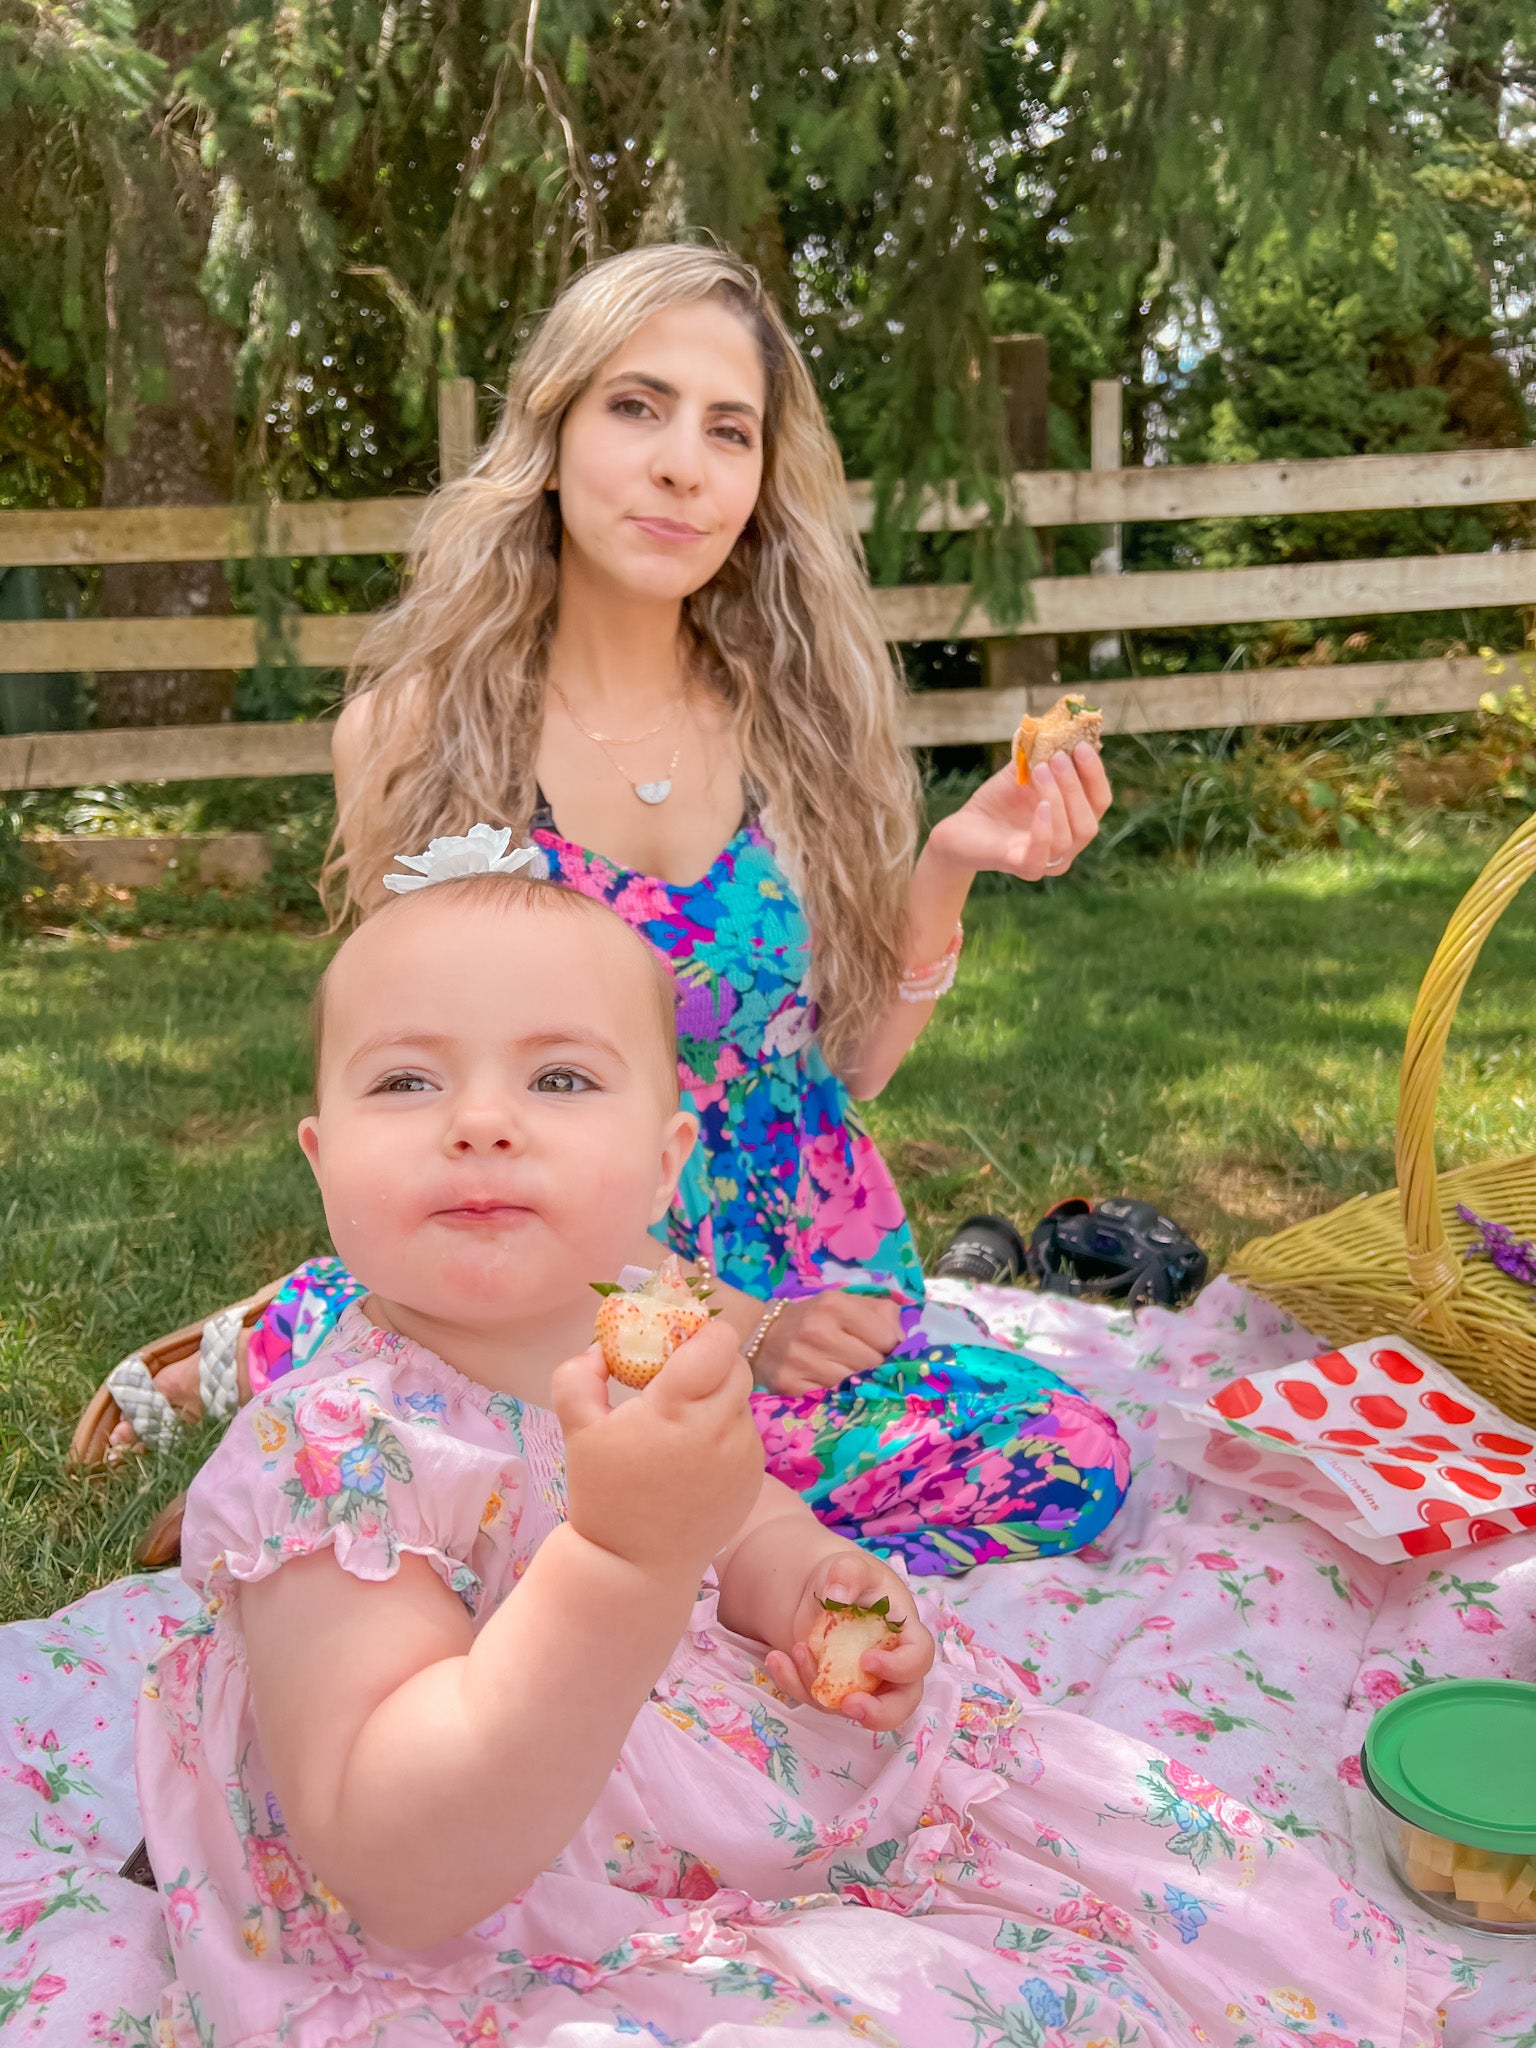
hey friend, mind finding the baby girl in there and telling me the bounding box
[137,862,1458,2047]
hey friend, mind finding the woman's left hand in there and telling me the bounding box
[749,1289,903,1396]
[764,1551,934,1729]
[927,742,1111,882]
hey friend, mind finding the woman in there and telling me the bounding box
[93,242,1124,1575]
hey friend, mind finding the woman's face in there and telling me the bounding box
[550,296,767,604]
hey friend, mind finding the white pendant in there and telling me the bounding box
[635,780,672,805]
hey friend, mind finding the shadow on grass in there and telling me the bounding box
[0,933,336,1618]
[877,849,1536,1263]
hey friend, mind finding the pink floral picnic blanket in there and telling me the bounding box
[1,1278,1533,2044]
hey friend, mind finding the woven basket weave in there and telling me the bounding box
[1227,810,1536,1427]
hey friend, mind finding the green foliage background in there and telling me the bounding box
[0,1,1532,706]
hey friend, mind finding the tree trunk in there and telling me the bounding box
[97,161,237,729]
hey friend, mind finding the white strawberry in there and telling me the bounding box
[807,1595,904,1710]
[591,1256,714,1389]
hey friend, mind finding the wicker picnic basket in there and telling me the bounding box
[1227,808,1536,1427]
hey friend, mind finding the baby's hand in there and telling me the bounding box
[765,1554,934,1731]
[552,1317,763,1585]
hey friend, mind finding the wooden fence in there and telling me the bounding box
[1,366,1533,789]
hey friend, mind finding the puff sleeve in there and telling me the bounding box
[179,1365,525,1616]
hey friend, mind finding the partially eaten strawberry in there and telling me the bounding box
[591,1256,714,1389]
[807,1595,905,1710]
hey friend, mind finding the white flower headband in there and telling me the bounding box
[382,823,541,894]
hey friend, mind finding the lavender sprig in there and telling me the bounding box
[1457,1204,1536,1289]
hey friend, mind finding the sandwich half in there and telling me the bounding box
[1013,694,1104,782]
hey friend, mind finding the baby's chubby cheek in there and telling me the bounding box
[554,1149,675,1260]
[319,1169,420,1280]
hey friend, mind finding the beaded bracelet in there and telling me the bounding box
[897,920,964,1003]
[743,1298,790,1368]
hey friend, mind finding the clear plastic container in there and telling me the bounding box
[1362,1678,1536,1938]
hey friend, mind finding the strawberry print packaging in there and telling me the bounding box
[1157,1335,1536,1563]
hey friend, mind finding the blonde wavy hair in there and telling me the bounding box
[325,242,920,1074]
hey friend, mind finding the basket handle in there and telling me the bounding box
[1397,809,1536,1326]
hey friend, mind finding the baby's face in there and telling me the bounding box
[299,895,691,1331]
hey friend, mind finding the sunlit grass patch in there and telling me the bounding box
[3,841,1535,1623]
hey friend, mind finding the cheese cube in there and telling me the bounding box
[1474,1897,1536,1922]
[1405,1857,1453,1893]
[1406,1830,1457,1876]
[1508,1861,1536,1910]
[1452,1866,1508,1904]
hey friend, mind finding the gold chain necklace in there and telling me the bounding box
[550,679,681,747]
[607,735,684,806]
[550,680,687,806]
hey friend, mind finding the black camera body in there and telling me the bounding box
[1025,1197,1208,1310]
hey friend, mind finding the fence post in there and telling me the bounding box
[1089,377,1124,676]
[983,335,1056,759]
[437,377,479,484]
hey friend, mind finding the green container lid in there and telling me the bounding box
[1363,1679,1536,1856]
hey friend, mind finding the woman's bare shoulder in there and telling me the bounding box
[332,681,430,787]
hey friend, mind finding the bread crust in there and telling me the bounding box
[1013,694,1104,782]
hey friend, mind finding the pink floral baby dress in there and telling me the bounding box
[137,1304,1460,2048]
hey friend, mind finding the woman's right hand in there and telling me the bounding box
[551,1318,764,1582]
[750,1290,903,1396]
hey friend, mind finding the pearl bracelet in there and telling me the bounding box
[743,1298,790,1368]
[897,920,964,1003]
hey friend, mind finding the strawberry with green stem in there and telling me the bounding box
[807,1595,906,1711]
[591,1255,717,1390]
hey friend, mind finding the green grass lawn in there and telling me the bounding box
[4,837,1535,1626]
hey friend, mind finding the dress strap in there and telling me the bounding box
[531,783,756,844]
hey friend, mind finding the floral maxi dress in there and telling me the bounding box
[245,813,1130,1575]
[138,1308,1460,2048]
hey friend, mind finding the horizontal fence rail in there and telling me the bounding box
[0,655,1499,791]
[879,550,1536,642]
[849,447,1536,535]
[898,656,1497,746]
[2,447,1535,567]
[1,436,1532,785]
[2,549,1532,676]
[1,721,334,788]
